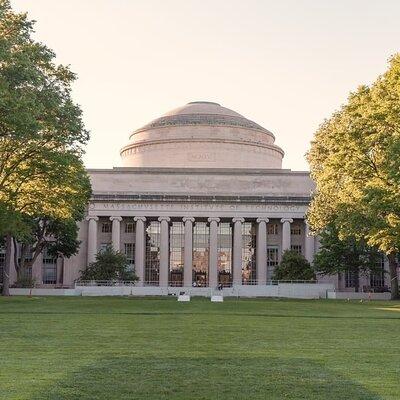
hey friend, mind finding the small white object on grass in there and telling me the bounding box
[211,295,223,302]
[178,295,190,302]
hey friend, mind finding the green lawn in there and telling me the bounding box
[0,297,399,400]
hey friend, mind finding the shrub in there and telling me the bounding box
[79,246,138,282]
[272,250,315,281]
[12,275,36,288]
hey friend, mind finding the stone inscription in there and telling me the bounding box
[90,202,302,212]
[187,152,217,162]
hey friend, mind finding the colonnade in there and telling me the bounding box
[85,215,315,286]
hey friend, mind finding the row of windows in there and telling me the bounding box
[98,243,304,263]
[99,222,303,235]
[345,256,387,288]
[101,222,135,233]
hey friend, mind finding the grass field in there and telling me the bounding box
[0,297,399,400]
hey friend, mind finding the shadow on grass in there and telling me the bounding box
[1,310,400,321]
[29,356,381,400]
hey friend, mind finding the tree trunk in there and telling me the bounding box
[2,233,12,296]
[387,253,399,300]
[354,270,360,293]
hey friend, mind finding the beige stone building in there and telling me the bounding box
[2,101,391,292]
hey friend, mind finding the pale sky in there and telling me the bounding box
[13,0,400,171]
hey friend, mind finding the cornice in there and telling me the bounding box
[90,193,311,204]
[87,167,311,176]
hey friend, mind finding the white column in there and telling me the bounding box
[158,216,170,287]
[134,216,146,285]
[86,216,99,264]
[208,217,220,289]
[183,217,194,287]
[256,218,269,285]
[281,218,293,253]
[304,221,315,264]
[110,216,122,251]
[232,217,244,286]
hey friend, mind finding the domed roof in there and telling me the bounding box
[130,101,273,139]
[121,101,284,170]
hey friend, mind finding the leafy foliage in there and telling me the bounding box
[79,246,138,282]
[313,225,381,291]
[0,1,91,294]
[307,54,400,299]
[12,275,36,288]
[272,250,315,281]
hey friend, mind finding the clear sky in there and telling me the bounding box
[12,0,400,171]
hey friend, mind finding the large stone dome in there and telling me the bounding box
[120,101,284,169]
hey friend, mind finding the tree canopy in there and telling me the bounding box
[313,225,381,292]
[0,0,91,295]
[307,54,400,299]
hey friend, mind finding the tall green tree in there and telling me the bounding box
[12,212,85,284]
[0,1,91,295]
[313,225,381,292]
[307,54,400,299]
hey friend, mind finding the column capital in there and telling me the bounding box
[109,216,123,222]
[280,218,293,224]
[134,216,146,222]
[158,216,171,222]
[207,217,220,223]
[232,217,245,223]
[256,217,269,224]
[182,217,195,223]
[86,216,99,222]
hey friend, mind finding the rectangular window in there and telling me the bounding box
[267,246,279,281]
[370,255,385,288]
[267,223,278,235]
[291,245,302,254]
[218,222,232,287]
[242,222,256,284]
[145,221,160,285]
[42,248,57,284]
[125,222,134,233]
[169,222,184,287]
[345,270,358,288]
[124,243,135,265]
[101,222,112,233]
[99,243,110,253]
[17,246,33,279]
[193,222,209,287]
[290,224,301,235]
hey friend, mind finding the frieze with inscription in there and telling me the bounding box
[89,202,305,213]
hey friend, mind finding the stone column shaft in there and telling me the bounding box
[86,216,99,264]
[208,217,220,288]
[281,218,293,253]
[183,217,194,287]
[304,221,315,264]
[256,218,269,285]
[134,217,146,285]
[110,216,122,251]
[158,217,170,287]
[232,217,244,286]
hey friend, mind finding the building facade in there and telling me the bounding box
[2,101,393,291]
